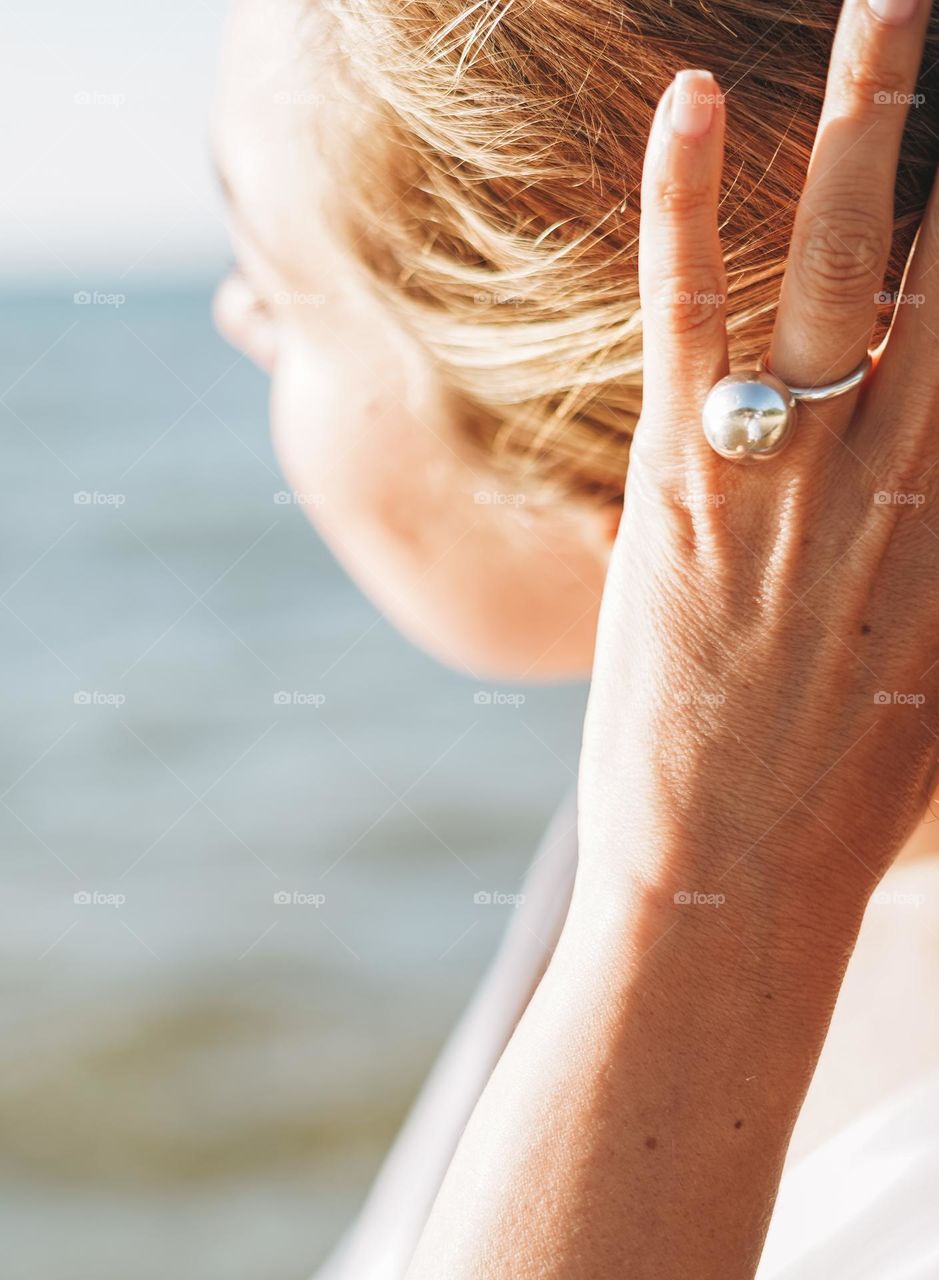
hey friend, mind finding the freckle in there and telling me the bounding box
[645,1136,658,1150]
[735,1119,744,1129]
[765,992,773,1000]
[861,623,872,635]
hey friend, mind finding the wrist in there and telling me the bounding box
[565,832,866,1049]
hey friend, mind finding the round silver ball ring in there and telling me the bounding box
[701,353,873,462]
[701,370,796,462]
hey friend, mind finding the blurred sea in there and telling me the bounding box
[0,284,586,1280]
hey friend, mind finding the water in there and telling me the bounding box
[0,285,586,1279]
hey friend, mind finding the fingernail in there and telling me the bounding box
[869,0,919,24]
[671,70,718,138]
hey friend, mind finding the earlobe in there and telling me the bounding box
[602,502,623,548]
[576,499,621,567]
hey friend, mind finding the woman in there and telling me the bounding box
[214,0,939,1274]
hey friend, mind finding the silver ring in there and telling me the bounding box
[702,352,872,462]
[761,351,873,403]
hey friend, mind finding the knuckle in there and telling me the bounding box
[650,177,714,220]
[870,450,932,515]
[836,56,909,112]
[794,204,888,308]
[647,271,727,337]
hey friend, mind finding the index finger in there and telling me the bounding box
[636,69,729,470]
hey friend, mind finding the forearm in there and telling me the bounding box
[406,858,865,1279]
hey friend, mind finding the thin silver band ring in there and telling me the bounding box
[762,351,873,403]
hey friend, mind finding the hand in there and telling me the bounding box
[580,0,939,935]
[407,12,939,1276]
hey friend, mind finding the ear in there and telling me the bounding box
[601,501,623,547]
[573,498,622,564]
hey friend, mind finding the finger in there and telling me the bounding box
[865,169,939,466]
[635,69,728,468]
[769,0,931,422]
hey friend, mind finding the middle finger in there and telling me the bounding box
[769,0,931,426]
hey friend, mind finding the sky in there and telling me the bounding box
[2,1,231,283]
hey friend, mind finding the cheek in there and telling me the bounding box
[260,330,600,678]
[267,337,443,561]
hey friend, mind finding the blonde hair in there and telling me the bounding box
[319,1,938,504]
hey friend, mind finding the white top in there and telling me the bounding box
[756,1067,939,1279]
[315,798,939,1279]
